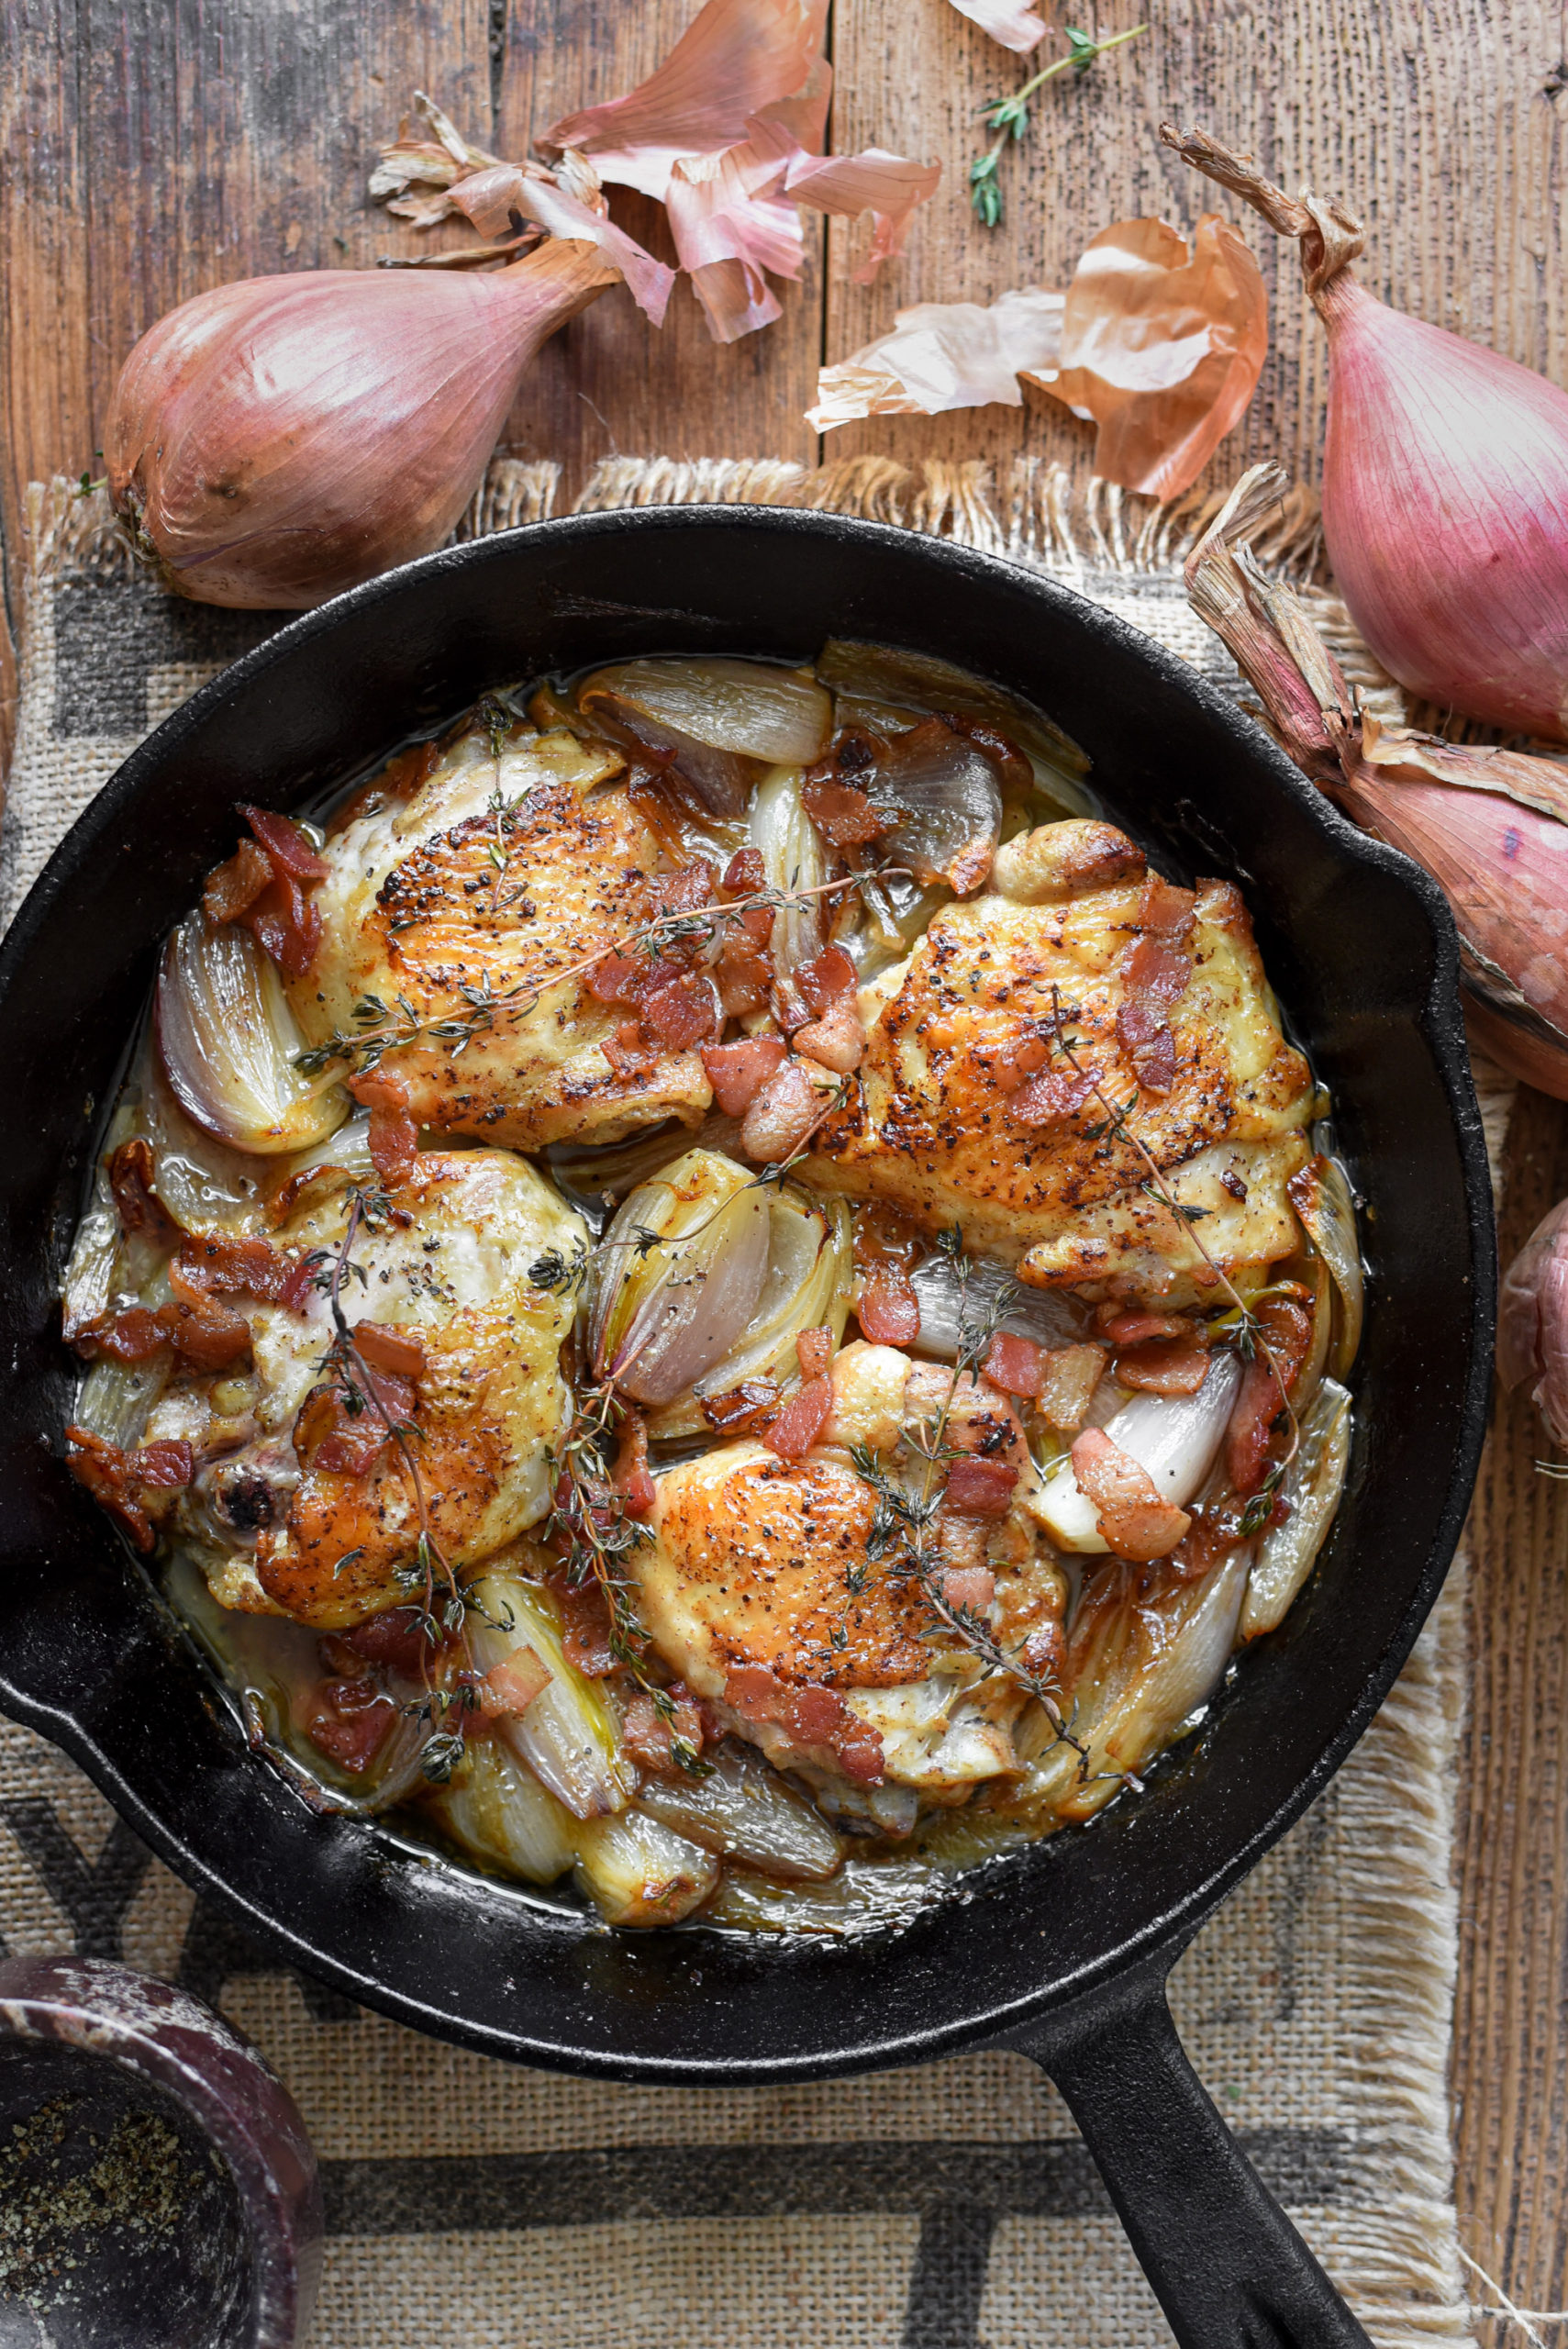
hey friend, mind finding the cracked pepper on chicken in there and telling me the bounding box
[61,644,1361,1932]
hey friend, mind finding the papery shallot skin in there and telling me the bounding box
[1320,276,1568,742]
[1498,1197,1568,1450]
[105,242,614,610]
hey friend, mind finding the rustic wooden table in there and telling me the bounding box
[3,0,1566,2332]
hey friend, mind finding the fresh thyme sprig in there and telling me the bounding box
[543,1382,708,1776]
[969,23,1147,227]
[294,871,893,1082]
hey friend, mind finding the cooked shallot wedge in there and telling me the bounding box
[578,658,831,807]
[1034,1352,1242,1555]
[157,912,350,1156]
[635,1736,845,1878]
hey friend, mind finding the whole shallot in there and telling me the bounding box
[106,238,615,609]
[1164,123,1568,743]
[1498,1197,1568,1450]
[1185,464,1568,1099]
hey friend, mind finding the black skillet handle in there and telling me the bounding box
[1009,1954,1371,2349]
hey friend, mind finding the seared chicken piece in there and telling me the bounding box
[806,818,1313,1297]
[288,723,713,1150]
[148,1149,584,1629]
[638,1342,1067,1820]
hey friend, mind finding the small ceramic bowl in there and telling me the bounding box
[0,1956,320,2348]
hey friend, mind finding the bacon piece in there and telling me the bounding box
[345,1606,432,1677]
[352,1321,428,1380]
[1116,996,1178,1095]
[1071,1426,1191,1561]
[297,1366,416,1477]
[603,1020,661,1079]
[1138,873,1197,941]
[801,767,894,847]
[622,1685,706,1777]
[176,1232,298,1304]
[589,950,655,1005]
[1020,1620,1064,1681]
[1114,1340,1213,1397]
[202,838,273,926]
[715,933,774,1019]
[277,1256,319,1316]
[797,944,859,1017]
[763,1372,833,1460]
[65,1425,193,1553]
[699,1375,782,1434]
[740,1055,824,1164]
[943,1454,1018,1518]
[307,1682,395,1775]
[858,1264,920,1347]
[243,872,322,980]
[703,1035,787,1118]
[1095,1307,1198,1345]
[551,1575,617,1675]
[1225,1298,1315,1494]
[614,1409,658,1518]
[108,1138,180,1248]
[938,1564,996,1615]
[657,862,717,918]
[348,1069,421,1186]
[156,1294,254,1371]
[640,971,722,1049]
[81,1307,164,1364]
[241,805,328,882]
[792,996,866,1074]
[975,1034,1050,1094]
[1010,1066,1096,1129]
[1124,936,1192,1008]
[723,1664,883,1784]
[796,1325,836,1382]
[484,1645,552,1717]
[722,847,767,898]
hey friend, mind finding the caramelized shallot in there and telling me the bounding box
[157,913,350,1154]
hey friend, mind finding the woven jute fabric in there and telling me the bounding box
[0,462,1489,2349]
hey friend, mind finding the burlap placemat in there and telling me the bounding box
[0,462,1489,2349]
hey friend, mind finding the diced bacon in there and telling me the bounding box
[484,1645,551,1717]
[793,996,866,1074]
[65,1425,193,1553]
[177,1233,294,1302]
[202,838,273,926]
[345,1606,432,1676]
[857,1264,920,1348]
[298,1365,416,1477]
[551,1575,617,1675]
[980,1331,1042,1398]
[82,1307,165,1364]
[724,1666,883,1784]
[307,1686,395,1775]
[156,1295,253,1371]
[589,950,655,1005]
[656,862,716,918]
[797,944,859,1016]
[311,1415,393,1478]
[108,1138,180,1246]
[1020,1620,1064,1681]
[835,1730,885,1784]
[245,873,321,980]
[640,971,721,1049]
[715,935,774,1019]
[796,1326,836,1382]
[241,804,328,881]
[1114,1341,1213,1397]
[277,1256,319,1316]
[740,1056,824,1165]
[1010,1066,1096,1129]
[1071,1427,1192,1561]
[1139,873,1197,940]
[1095,1308,1197,1345]
[763,1372,833,1460]
[722,848,767,898]
[801,769,894,846]
[352,1321,427,1380]
[943,1455,1018,1518]
[1225,1298,1315,1494]
[614,1409,657,1518]
[698,1376,781,1434]
[603,1019,660,1079]
[702,1035,787,1117]
[938,1565,996,1615]
[368,1106,419,1185]
[975,1034,1050,1094]
[1116,996,1166,1051]
[1116,1002,1177,1094]
[1123,936,1192,1007]
[621,1685,706,1777]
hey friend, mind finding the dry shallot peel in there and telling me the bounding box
[1164,121,1568,742]
[1184,464,1568,1098]
[809,213,1265,501]
[106,236,617,610]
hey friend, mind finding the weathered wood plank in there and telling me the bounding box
[491,0,821,505]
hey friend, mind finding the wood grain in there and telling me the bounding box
[4,0,1568,2328]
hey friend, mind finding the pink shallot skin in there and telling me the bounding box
[1320,274,1568,743]
[1497,1197,1568,1451]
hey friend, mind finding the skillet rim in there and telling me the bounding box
[0,507,1496,2081]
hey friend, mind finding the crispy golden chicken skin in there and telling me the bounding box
[147,1149,584,1630]
[805,818,1313,1295]
[639,1344,1067,1809]
[287,726,712,1150]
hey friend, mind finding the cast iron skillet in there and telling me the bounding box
[0,510,1493,2348]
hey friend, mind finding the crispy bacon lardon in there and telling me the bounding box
[804,818,1314,1296]
[287,727,713,1151]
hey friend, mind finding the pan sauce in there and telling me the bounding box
[61,645,1360,1934]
